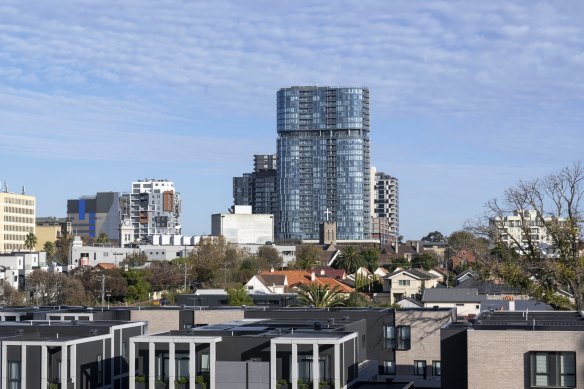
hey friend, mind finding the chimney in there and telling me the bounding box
[270,267,275,273]
[416,241,420,253]
[311,271,316,281]
[320,269,326,276]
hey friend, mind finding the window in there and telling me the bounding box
[8,361,21,389]
[530,352,576,388]
[201,353,210,372]
[398,279,410,286]
[432,361,441,376]
[383,361,396,375]
[97,354,103,385]
[383,325,395,348]
[397,325,411,350]
[414,360,427,377]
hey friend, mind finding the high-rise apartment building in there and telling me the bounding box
[372,172,399,242]
[120,179,181,242]
[67,192,121,243]
[233,154,278,216]
[277,86,371,240]
[0,190,36,253]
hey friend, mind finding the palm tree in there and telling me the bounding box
[24,232,37,251]
[43,241,55,263]
[333,246,366,274]
[297,283,345,307]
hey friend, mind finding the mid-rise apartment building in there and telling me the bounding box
[277,86,371,241]
[67,192,121,243]
[490,209,558,249]
[0,191,35,253]
[372,171,399,243]
[121,179,182,243]
[233,154,278,217]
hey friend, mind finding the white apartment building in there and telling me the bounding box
[211,205,274,244]
[0,190,36,253]
[121,179,182,243]
[490,210,557,248]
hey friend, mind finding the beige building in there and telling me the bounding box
[442,311,584,389]
[491,209,559,249]
[0,191,36,253]
[383,269,441,304]
[35,217,71,251]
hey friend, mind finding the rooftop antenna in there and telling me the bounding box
[22,185,25,195]
[3,182,7,193]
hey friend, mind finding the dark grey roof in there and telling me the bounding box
[465,311,584,331]
[386,269,434,280]
[481,300,553,312]
[456,278,521,295]
[422,288,482,303]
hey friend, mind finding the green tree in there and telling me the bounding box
[121,252,148,268]
[189,236,227,285]
[148,261,183,291]
[122,269,151,302]
[24,232,37,251]
[387,257,410,272]
[333,246,366,274]
[411,252,439,270]
[294,244,321,270]
[55,234,74,263]
[360,248,379,271]
[43,241,55,263]
[226,284,253,306]
[344,291,371,307]
[469,162,584,310]
[70,267,128,303]
[235,258,261,283]
[297,283,345,307]
[257,245,283,269]
[95,233,110,244]
[421,231,445,242]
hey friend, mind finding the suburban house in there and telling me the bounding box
[441,310,584,389]
[383,269,441,304]
[421,288,482,318]
[252,270,355,295]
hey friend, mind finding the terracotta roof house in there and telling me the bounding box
[256,269,355,295]
[95,262,118,270]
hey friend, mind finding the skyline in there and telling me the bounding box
[1,1,583,239]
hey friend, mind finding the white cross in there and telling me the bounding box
[324,208,332,221]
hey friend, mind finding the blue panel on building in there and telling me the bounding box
[79,199,85,220]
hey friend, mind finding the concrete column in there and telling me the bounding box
[270,342,277,389]
[21,345,27,389]
[312,344,319,389]
[129,341,136,389]
[189,343,197,389]
[291,343,298,389]
[169,342,176,385]
[41,345,48,389]
[334,344,340,389]
[148,342,155,389]
[71,344,77,389]
[61,345,68,388]
[209,342,217,389]
[1,343,7,389]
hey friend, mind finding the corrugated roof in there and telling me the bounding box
[422,288,482,303]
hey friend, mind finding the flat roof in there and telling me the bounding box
[454,311,584,331]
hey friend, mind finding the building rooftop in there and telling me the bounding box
[422,288,482,303]
[458,311,584,331]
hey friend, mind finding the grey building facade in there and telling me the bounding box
[233,154,278,217]
[372,172,399,242]
[276,86,371,241]
[67,192,122,243]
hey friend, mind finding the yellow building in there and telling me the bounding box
[0,191,36,253]
[35,217,71,251]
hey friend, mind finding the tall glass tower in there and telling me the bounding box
[276,86,371,240]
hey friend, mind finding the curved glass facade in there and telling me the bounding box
[277,86,371,240]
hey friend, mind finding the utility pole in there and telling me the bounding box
[101,273,106,306]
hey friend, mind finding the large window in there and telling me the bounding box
[414,360,427,377]
[383,325,395,348]
[383,361,396,375]
[530,352,576,388]
[8,361,20,389]
[397,325,411,350]
[432,361,441,376]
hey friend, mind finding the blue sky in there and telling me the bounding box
[1,1,583,239]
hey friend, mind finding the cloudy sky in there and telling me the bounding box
[1,1,583,239]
